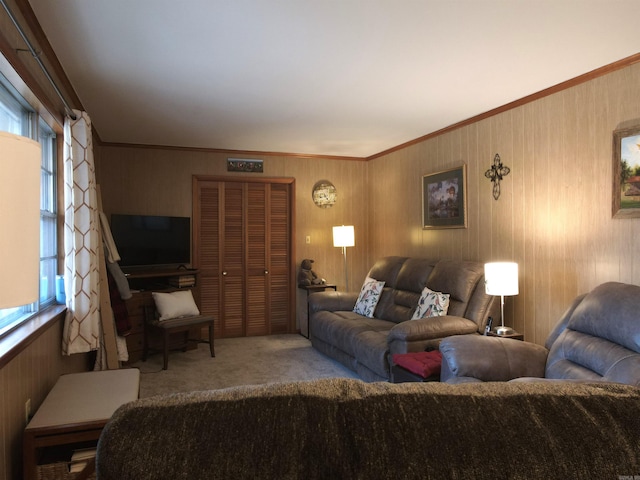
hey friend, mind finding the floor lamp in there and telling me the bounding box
[0,131,41,309]
[333,225,354,292]
[484,262,519,335]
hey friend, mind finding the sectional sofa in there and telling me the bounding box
[308,256,499,381]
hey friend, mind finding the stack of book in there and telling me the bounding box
[69,447,96,474]
[168,274,196,288]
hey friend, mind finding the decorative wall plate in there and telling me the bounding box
[312,180,337,208]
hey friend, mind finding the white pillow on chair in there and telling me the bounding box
[152,290,200,321]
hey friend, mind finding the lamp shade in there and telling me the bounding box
[484,262,519,296]
[332,225,355,248]
[0,131,41,309]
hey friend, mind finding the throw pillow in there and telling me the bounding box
[152,290,200,321]
[411,287,450,319]
[392,351,443,379]
[353,276,385,318]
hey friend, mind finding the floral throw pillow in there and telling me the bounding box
[353,276,385,318]
[411,287,450,320]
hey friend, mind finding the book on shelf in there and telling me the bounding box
[168,275,196,287]
[69,447,96,473]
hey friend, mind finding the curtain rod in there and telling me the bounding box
[0,0,77,120]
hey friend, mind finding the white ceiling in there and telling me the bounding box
[28,0,640,158]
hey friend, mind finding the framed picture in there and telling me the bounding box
[422,164,467,229]
[227,158,263,173]
[612,125,640,218]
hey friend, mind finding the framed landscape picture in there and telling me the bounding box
[612,124,640,218]
[422,164,467,229]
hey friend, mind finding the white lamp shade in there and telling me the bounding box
[0,131,41,308]
[484,262,519,296]
[332,225,355,248]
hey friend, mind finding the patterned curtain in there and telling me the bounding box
[62,110,101,355]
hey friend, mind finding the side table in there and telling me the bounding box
[298,284,337,338]
[487,330,524,341]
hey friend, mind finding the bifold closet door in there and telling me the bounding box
[193,177,294,339]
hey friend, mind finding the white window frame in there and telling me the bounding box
[0,77,57,337]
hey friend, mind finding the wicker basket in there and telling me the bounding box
[36,461,96,480]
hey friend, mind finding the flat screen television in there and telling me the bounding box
[110,214,191,268]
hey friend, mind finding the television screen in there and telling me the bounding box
[110,214,191,268]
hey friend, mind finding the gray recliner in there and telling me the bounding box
[439,282,640,386]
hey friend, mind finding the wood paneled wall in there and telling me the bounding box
[0,314,88,480]
[97,62,640,345]
[368,62,640,344]
[96,148,371,333]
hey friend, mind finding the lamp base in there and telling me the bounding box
[494,325,515,336]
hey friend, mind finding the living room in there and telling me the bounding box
[1,1,640,479]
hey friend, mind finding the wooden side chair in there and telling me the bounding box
[143,290,215,370]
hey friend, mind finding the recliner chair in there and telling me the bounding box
[439,282,640,386]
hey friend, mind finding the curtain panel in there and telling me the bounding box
[62,110,101,355]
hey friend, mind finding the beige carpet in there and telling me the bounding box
[131,334,360,398]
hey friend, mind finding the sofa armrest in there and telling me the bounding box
[439,335,549,382]
[388,315,479,343]
[308,291,359,313]
[387,316,479,355]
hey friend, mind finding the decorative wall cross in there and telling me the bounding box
[484,154,510,200]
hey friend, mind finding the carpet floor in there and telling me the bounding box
[130,334,360,398]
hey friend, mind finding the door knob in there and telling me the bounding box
[222,271,227,276]
[265,270,269,275]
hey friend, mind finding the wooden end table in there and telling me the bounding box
[298,284,337,338]
[487,330,524,341]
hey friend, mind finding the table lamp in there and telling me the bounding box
[484,262,519,335]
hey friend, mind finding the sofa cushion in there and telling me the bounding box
[426,260,483,317]
[546,282,640,385]
[351,327,394,379]
[411,287,450,319]
[353,277,385,318]
[373,258,437,323]
[565,282,640,352]
[313,310,392,357]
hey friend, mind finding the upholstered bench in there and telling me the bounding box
[390,351,442,382]
[23,369,140,480]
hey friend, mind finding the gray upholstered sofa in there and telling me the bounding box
[440,281,640,385]
[96,378,640,479]
[309,256,499,381]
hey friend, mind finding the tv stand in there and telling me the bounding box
[123,268,201,363]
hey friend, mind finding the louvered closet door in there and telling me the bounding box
[246,183,268,336]
[269,183,291,334]
[221,182,246,336]
[197,182,222,335]
[194,176,294,339]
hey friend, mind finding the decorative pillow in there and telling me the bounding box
[411,287,450,320]
[152,290,200,321]
[353,276,385,318]
[392,351,443,379]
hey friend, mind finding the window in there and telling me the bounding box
[0,78,58,337]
